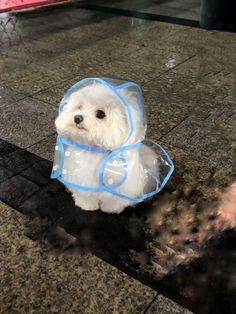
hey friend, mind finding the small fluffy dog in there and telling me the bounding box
[55,82,159,214]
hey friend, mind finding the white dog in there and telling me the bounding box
[55,82,159,214]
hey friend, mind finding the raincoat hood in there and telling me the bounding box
[59,77,147,147]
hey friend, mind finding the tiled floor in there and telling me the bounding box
[0,4,236,314]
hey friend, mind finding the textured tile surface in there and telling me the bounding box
[0,166,14,183]
[32,77,85,106]
[0,201,156,314]
[26,134,57,161]
[0,139,17,157]
[32,60,160,107]
[172,55,231,78]
[0,97,57,148]
[0,57,71,95]
[0,176,40,208]
[147,294,193,314]
[0,86,26,105]
[122,47,193,74]
[21,160,52,186]
[0,149,42,173]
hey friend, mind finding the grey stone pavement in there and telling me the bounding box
[0,3,236,314]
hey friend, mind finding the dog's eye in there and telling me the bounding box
[96,110,106,119]
[78,105,82,110]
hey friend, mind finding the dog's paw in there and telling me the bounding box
[100,201,132,214]
[73,196,99,211]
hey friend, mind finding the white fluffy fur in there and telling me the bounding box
[55,83,158,214]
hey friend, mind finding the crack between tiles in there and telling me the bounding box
[2,42,196,103]
[143,293,159,314]
[24,132,57,152]
[158,114,189,141]
[142,54,197,86]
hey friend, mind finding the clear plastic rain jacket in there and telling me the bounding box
[51,78,174,203]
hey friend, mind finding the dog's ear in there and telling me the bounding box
[119,86,146,144]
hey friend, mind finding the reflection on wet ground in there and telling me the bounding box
[25,178,236,314]
[22,175,236,313]
[0,13,21,48]
[27,179,236,271]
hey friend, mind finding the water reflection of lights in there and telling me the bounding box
[148,181,236,276]
[165,58,176,69]
[218,182,236,228]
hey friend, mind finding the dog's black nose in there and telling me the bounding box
[74,114,83,124]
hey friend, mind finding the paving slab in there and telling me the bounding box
[201,72,236,101]
[122,46,193,73]
[26,134,57,161]
[46,37,142,76]
[172,54,235,79]
[1,35,143,95]
[0,166,15,183]
[161,98,236,188]
[0,175,40,208]
[143,70,236,141]
[175,27,236,50]
[91,59,162,85]
[135,26,236,59]
[141,73,197,140]
[118,22,188,43]
[4,22,106,65]
[0,10,94,55]
[11,9,96,40]
[0,97,57,148]
[31,76,92,106]
[0,86,26,105]
[21,160,52,186]
[31,59,163,107]
[167,27,236,65]
[147,294,193,314]
[4,12,146,61]
[0,148,42,174]
[115,23,198,55]
[0,138,18,157]
[0,201,156,313]
[4,39,69,66]
[0,56,72,95]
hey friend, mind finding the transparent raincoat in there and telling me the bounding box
[51,78,174,203]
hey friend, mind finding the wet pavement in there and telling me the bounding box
[0,3,236,314]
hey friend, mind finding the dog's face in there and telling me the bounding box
[55,84,129,150]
